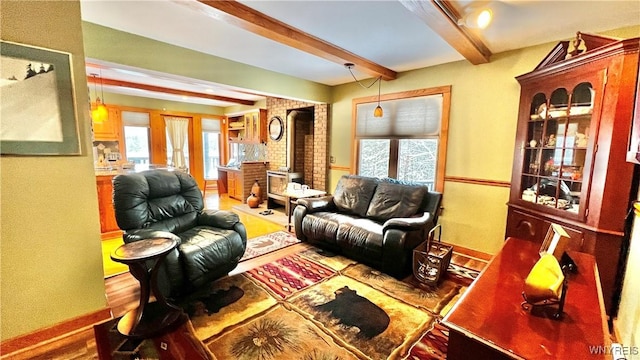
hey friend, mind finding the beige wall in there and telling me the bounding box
[1,1,107,340]
[617,189,640,357]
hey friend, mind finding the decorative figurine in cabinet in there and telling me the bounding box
[506,32,640,314]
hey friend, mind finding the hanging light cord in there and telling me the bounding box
[346,64,381,89]
[99,69,105,104]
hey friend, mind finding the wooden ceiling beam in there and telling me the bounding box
[399,0,492,65]
[87,76,255,106]
[193,0,397,81]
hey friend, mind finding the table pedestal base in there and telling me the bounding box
[117,301,186,339]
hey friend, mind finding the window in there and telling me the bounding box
[202,118,221,180]
[354,87,450,192]
[122,111,151,165]
[165,116,190,170]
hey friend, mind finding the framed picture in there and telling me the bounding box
[1,41,80,155]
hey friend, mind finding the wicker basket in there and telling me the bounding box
[413,224,452,286]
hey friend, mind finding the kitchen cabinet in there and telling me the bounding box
[218,167,243,201]
[96,175,122,239]
[227,169,243,200]
[93,106,121,141]
[244,109,267,143]
[226,109,267,144]
[506,32,639,314]
[217,162,268,202]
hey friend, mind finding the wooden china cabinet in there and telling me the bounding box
[506,32,640,314]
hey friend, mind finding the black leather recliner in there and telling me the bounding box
[293,175,442,278]
[112,169,247,297]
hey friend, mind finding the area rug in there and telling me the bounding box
[179,247,479,360]
[239,231,301,262]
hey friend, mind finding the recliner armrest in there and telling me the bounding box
[296,196,336,213]
[123,229,181,244]
[197,209,240,229]
[382,212,432,232]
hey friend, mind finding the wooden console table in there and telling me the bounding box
[442,237,610,359]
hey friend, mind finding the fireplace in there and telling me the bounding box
[267,170,303,210]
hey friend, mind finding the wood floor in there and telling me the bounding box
[1,192,488,359]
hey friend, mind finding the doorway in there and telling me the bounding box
[286,107,315,187]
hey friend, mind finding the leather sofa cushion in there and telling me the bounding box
[300,212,343,246]
[336,218,384,259]
[366,182,428,222]
[178,226,245,288]
[332,175,379,217]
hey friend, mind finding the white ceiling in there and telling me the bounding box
[80,0,640,107]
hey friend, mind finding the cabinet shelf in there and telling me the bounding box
[507,31,640,315]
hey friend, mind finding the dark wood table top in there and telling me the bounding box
[111,237,178,264]
[442,237,610,359]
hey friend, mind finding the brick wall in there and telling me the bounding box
[266,97,329,191]
[241,162,267,203]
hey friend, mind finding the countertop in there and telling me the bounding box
[217,161,268,172]
[95,164,176,177]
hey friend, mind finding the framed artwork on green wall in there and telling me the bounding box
[0,41,81,155]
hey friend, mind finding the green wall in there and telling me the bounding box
[1,1,107,340]
[330,46,545,254]
[330,25,640,254]
[82,22,332,105]
[102,92,226,115]
[1,3,638,345]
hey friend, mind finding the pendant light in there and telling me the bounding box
[373,75,383,117]
[90,72,108,123]
[345,63,383,118]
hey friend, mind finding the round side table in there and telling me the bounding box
[111,237,186,338]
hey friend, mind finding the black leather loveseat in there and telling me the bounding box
[113,170,247,298]
[293,175,442,278]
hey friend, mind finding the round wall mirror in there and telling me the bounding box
[268,116,284,141]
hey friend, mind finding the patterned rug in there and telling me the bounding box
[239,231,300,262]
[179,247,480,359]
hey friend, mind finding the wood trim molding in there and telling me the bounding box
[0,307,112,356]
[352,86,452,193]
[329,165,351,172]
[88,76,255,106]
[191,0,396,81]
[100,230,123,241]
[443,241,493,261]
[399,0,491,65]
[445,176,511,188]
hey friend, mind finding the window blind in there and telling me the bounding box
[202,118,221,132]
[356,94,443,137]
[121,111,150,126]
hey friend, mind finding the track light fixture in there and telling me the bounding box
[345,63,383,118]
[458,6,493,29]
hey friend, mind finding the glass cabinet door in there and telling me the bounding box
[521,82,594,215]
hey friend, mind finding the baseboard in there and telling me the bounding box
[611,317,622,342]
[443,241,493,261]
[0,307,112,356]
[100,230,122,240]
